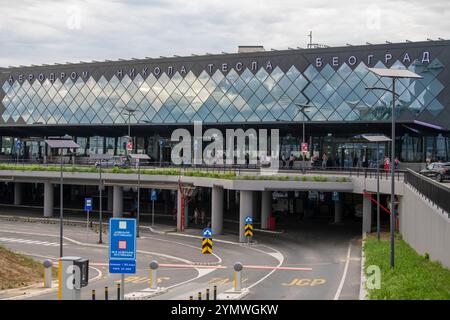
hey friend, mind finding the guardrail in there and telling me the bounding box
[0,158,406,180]
[404,169,450,214]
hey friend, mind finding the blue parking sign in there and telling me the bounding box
[84,198,92,211]
[109,218,137,274]
[151,189,157,201]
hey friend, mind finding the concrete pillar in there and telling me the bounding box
[113,185,123,217]
[43,182,53,217]
[211,186,224,235]
[176,190,183,231]
[362,196,372,235]
[334,200,343,223]
[14,182,23,205]
[253,191,261,222]
[261,191,271,229]
[239,191,253,242]
[107,186,113,211]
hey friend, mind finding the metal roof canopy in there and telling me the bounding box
[362,134,392,142]
[45,139,80,149]
[128,154,151,160]
[367,67,422,79]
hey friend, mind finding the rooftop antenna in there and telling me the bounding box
[308,31,312,48]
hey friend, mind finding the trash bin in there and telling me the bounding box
[267,216,276,230]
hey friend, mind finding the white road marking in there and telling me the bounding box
[0,237,62,247]
[333,241,352,300]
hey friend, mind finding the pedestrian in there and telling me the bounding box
[201,209,206,225]
[194,207,199,224]
[289,154,294,168]
[281,153,286,167]
[322,153,328,169]
[384,157,390,172]
[395,157,400,169]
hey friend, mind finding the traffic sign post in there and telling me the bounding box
[151,189,157,226]
[109,218,137,300]
[244,216,253,244]
[202,228,213,254]
[84,198,93,240]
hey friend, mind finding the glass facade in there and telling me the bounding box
[0,59,446,125]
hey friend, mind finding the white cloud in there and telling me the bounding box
[0,0,448,67]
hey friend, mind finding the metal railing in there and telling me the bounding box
[0,157,408,180]
[404,169,450,214]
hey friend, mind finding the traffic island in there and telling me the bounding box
[217,288,250,300]
[124,287,168,300]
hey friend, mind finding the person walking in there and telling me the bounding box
[322,153,328,169]
[194,207,199,224]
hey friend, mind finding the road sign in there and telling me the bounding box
[245,216,253,224]
[109,218,136,274]
[202,238,213,254]
[84,198,93,211]
[126,141,133,152]
[151,189,157,201]
[332,192,340,202]
[301,142,308,153]
[202,228,213,238]
[244,223,253,237]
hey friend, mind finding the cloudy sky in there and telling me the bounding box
[0,0,448,67]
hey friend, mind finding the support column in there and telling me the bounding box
[113,185,123,217]
[362,196,372,235]
[239,190,253,242]
[211,186,224,235]
[176,190,183,231]
[107,186,113,211]
[334,196,343,223]
[43,182,53,217]
[253,191,261,222]
[14,182,23,205]
[261,191,271,229]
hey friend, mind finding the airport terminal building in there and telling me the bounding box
[0,40,449,165]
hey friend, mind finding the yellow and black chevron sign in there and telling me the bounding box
[244,224,253,237]
[202,237,213,254]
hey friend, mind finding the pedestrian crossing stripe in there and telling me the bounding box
[202,237,213,254]
[0,237,63,247]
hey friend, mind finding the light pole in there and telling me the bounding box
[295,104,313,172]
[98,164,103,244]
[362,135,391,242]
[366,67,421,269]
[45,139,80,258]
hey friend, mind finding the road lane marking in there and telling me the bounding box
[0,237,62,247]
[282,278,326,286]
[333,241,352,300]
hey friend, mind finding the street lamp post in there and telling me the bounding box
[45,139,80,258]
[366,67,422,269]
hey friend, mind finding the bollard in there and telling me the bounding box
[43,259,52,288]
[198,291,202,300]
[92,289,96,300]
[213,285,217,300]
[234,262,243,292]
[206,288,210,300]
[104,287,109,300]
[117,283,121,300]
[149,260,159,290]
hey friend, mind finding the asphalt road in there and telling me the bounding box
[0,218,362,300]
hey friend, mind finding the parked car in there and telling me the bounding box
[419,162,450,182]
[95,156,130,169]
